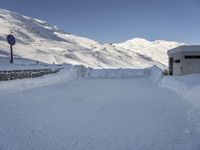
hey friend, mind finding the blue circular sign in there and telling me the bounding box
[7,34,16,46]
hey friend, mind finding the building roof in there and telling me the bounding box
[168,45,200,55]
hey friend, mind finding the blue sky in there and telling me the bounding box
[0,0,200,44]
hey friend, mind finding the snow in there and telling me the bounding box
[0,68,76,93]
[168,45,200,55]
[159,74,200,140]
[0,8,199,150]
[160,74,200,108]
[0,8,184,69]
[0,66,200,150]
[0,53,65,71]
[115,38,185,67]
[74,65,149,79]
[148,65,163,83]
[0,64,149,93]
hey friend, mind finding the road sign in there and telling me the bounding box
[7,34,16,63]
[7,34,16,46]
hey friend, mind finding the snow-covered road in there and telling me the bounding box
[0,77,199,150]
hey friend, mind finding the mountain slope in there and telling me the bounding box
[0,9,184,68]
[114,38,184,67]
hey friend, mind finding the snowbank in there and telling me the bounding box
[68,65,164,79]
[159,75,200,133]
[160,75,200,108]
[148,65,163,83]
[0,67,77,93]
[0,64,162,93]
[73,65,149,79]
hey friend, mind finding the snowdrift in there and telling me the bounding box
[72,65,149,79]
[65,64,164,80]
[159,75,200,134]
[0,64,163,93]
[160,75,200,107]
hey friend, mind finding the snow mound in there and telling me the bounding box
[160,74,200,134]
[0,67,77,93]
[65,64,165,79]
[148,65,163,83]
[73,65,148,79]
[0,64,162,92]
[160,75,200,107]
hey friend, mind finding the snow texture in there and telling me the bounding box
[160,74,200,108]
[159,74,200,139]
[0,66,200,150]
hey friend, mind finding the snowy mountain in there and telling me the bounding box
[115,38,184,67]
[0,9,184,69]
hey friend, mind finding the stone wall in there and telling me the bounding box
[0,68,63,81]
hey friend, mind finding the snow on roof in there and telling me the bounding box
[168,45,200,55]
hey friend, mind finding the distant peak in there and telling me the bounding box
[116,38,185,46]
[153,40,186,46]
[121,38,152,45]
[127,38,150,42]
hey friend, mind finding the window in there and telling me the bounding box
[169,57,173,75]
[174,59,180,63]
[185,56,200,59]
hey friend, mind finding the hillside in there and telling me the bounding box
[115,38,184,67]
[0,9,184,69]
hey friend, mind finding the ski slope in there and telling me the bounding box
[0,9,184,69]
[0,67,199,150]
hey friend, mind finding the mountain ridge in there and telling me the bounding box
[0,8,184,68]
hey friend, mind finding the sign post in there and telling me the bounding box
[7,34,16,64]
